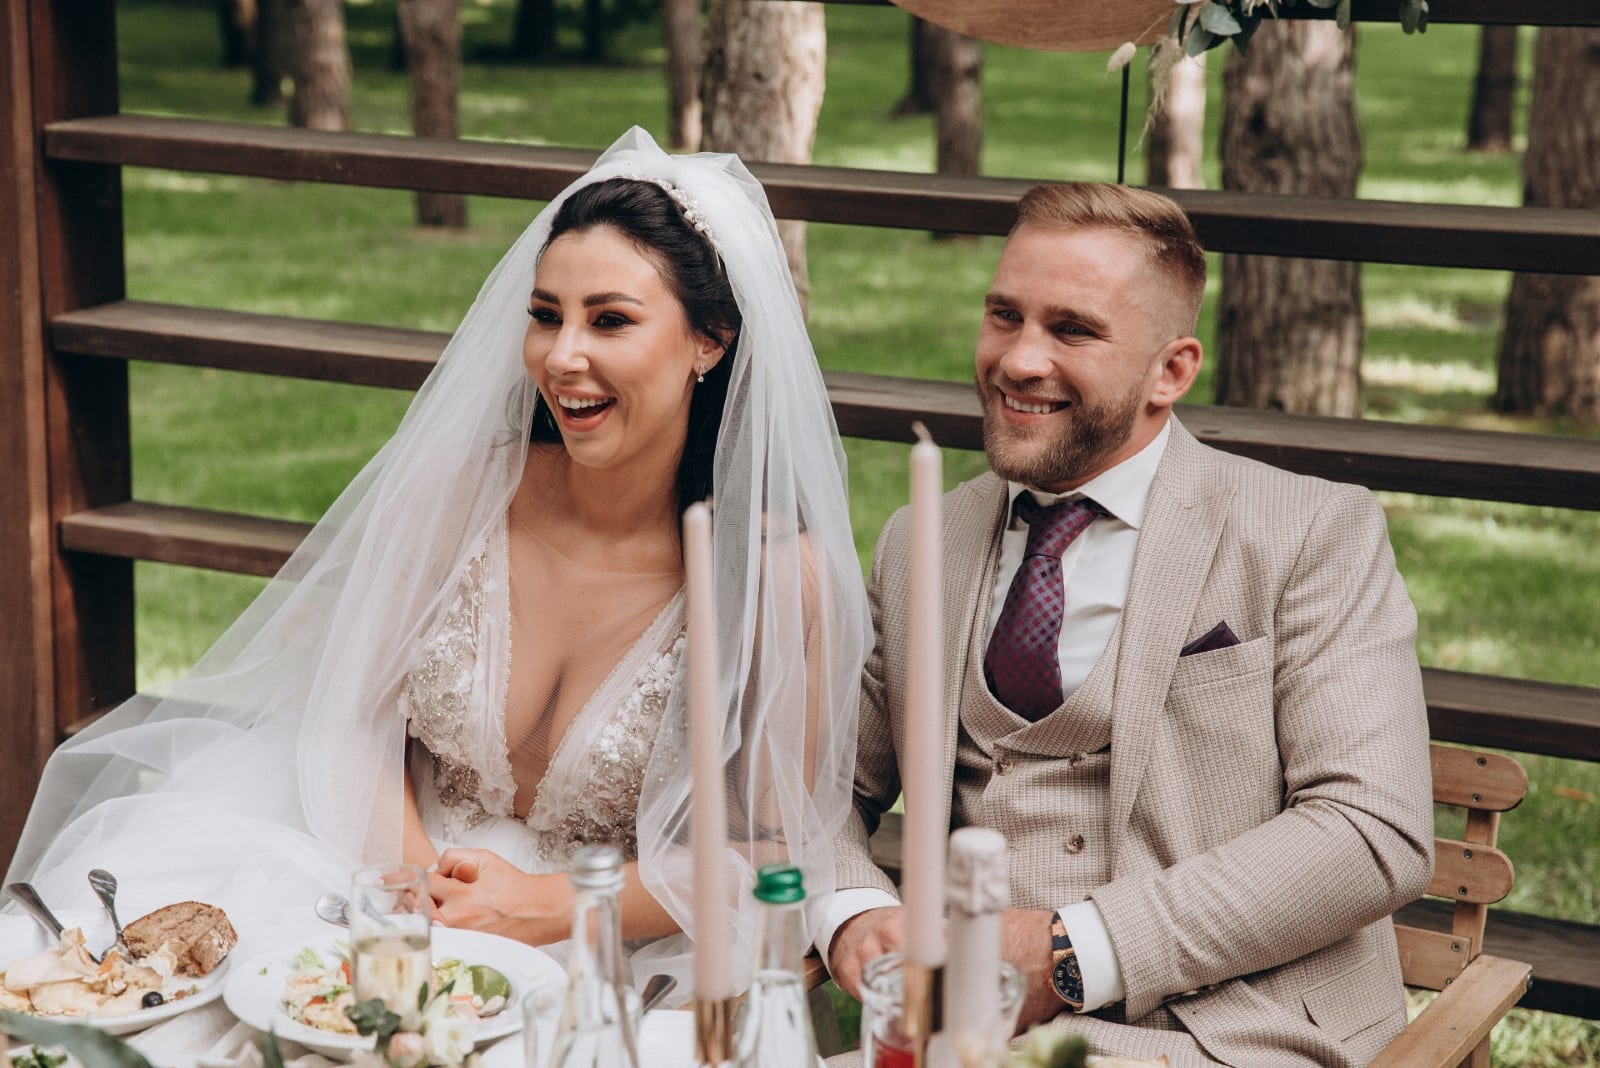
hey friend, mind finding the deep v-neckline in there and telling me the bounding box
[493,516,688,824]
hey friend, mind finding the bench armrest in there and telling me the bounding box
[1368,954,1532,1068]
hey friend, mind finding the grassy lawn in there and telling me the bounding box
[113,3,1596,1062]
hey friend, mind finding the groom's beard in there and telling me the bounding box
[978,375,1143,489]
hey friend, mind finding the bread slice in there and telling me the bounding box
[123,901,238,976]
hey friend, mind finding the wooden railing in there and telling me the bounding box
[2,0,1595,1022]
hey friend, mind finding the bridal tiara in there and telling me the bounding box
[620,164,721,254]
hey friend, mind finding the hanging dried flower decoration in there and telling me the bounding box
[1109,0,1427,70]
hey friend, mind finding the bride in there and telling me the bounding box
[4,128,872,996]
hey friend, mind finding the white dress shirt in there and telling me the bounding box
[818,422,1172,1014]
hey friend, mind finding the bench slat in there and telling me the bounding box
[1369,954,1533,1068]
[1395,925,1471,991]
[43,116,1600,275]
[1430,746,1528,811]
[1429,838,1516,905]
[50,302,1600,513]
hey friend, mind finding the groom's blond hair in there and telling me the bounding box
[1014,183,1207,335]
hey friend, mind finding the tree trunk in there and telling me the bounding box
[399,0,466,228]
[927,23,981,177]
[252,0,285,106]
[583,0,606,63]
[702,0,826,315]
[1146,37,1205,189]
[287,0,351,131]
[217,0,256,68]
[665,0,703,151]
[1494,27,1600,424]
[511,0,557,62]
[894,16,936,116]
[1216,20,1363,417]
[1466,25,1518,153]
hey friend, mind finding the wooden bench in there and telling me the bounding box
[862,743,1538,1065]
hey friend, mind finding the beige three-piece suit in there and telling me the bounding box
[835,418,1436,1067]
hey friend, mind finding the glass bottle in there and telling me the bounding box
[731,864,819,1068]
[547,843,642,1068]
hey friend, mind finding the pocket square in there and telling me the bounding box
[1180,620,1240,657]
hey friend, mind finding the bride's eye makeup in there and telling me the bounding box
[528,306,559,325]
[592,311,634,329]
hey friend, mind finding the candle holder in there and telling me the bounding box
[693,994,734,1066]
[859,952,1023,1068]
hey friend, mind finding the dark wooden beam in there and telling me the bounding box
[0,0,54,869]
[1395,898,1600,1019]
[53,300,440,389]
[52,302,1600,512]
[1424,669,1600,764]
[60,501,308,578]
[53,498,1600,766]
[43,115,1600,274]
[32,0,134,759]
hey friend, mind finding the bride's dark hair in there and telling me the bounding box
[529,177,742,514]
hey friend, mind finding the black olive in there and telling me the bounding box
[141,991,165,1008]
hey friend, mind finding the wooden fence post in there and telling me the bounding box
[0,0,131,868]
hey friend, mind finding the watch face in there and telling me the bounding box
[1052,952,1084,1007]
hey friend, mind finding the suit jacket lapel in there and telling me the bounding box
[1106,419,1234,873]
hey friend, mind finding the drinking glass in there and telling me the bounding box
[858,951,1024,1068]
[349,863,432,1012]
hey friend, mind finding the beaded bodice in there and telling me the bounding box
[402,520,686,869]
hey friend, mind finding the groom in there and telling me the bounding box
[823,183,1434,1067]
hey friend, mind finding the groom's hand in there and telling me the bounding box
[1001,907,1068,1029]
[827,906,905,999]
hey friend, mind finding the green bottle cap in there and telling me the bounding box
[752,864,805,904]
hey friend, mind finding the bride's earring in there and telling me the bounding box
[696,363,706,384]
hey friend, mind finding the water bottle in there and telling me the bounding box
[731,864,819,1068]
[547,844,642,1068]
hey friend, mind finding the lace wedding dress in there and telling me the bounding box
[403,516,687,873]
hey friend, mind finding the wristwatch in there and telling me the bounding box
[1049,910,1085,1011]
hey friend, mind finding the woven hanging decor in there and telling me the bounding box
[887,0,1172,52]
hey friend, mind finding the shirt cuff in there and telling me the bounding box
[1058,899,1124,1012]
[814,887,901,972]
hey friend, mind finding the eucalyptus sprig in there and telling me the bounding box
[1171,0,1428,57]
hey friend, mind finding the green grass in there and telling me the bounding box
[111,4,1597,1061]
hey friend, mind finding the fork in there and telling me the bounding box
[6,882,74,954]
[87,868,131,958]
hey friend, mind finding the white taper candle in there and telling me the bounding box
[903,422,947,967]
[684,501,732,1000]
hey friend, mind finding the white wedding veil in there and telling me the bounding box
[4,127,872,994]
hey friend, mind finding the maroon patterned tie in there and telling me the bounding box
[983,494,1102,721]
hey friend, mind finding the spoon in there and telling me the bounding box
[6,882,68,947]
[314,891,353,927]
[87,869,130,957]
[313,891,395,928]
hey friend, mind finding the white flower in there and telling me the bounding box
[386,1031,428,1068]
[422,1008,478,1065]
[1107,41,1138,71]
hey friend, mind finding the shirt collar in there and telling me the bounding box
[1006,419,1171,531]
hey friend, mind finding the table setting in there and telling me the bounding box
[6,436,1163,1068]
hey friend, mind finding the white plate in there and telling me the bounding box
[481,1008,696,1068]
[223,926,562,1061]
[0,910,232,1037]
